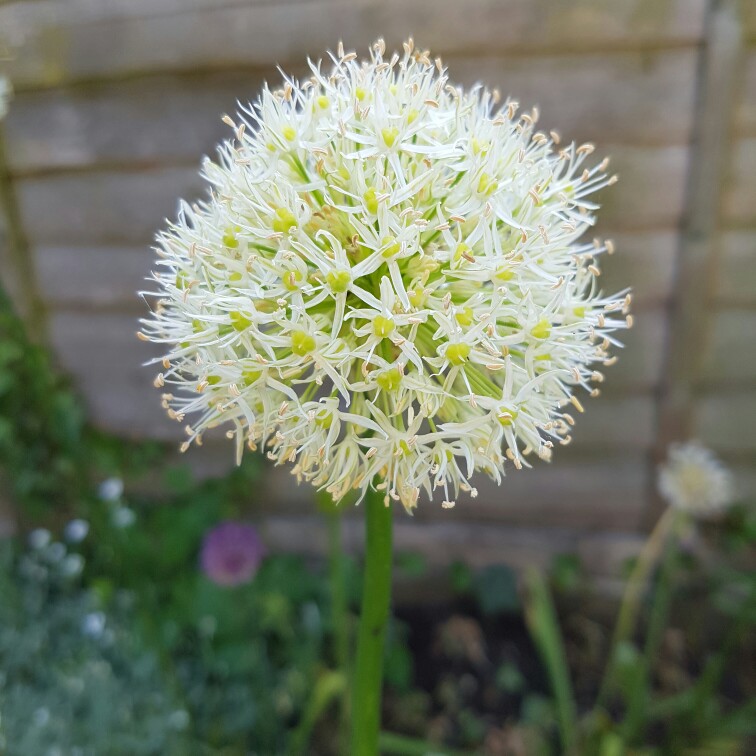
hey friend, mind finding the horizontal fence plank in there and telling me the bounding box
[722,137,756,225]
[140,439,650,526]
[700,309,756,386]
[602,308,665,393]
[15,144,689,246]
[450,50,697,146]
[594,145,689,231]
[34,244,153,309]
[16,167,205,245]
[715,230,756,305]
[47,310,657,446]
[1,0,707,90]
[260,513,644,575]
[735,46,756,135]
[160,448,647,530]
[600,231,677,305]
[1,49,697,175]
[694,391,756,452]
[730,463,756,501]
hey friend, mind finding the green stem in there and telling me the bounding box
[622,523,678,741]
[327,509,350,753]
[597,508,677,707]
[351,485,393,756]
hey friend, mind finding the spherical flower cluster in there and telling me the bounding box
[658,442,734,517]
[200,521,265,587]
[141,40,630,512]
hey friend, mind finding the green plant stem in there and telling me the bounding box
[597,508,677,707]
[523,567,577,753]
[290,670,346,755]
[327,507,350,752]
[378,731,472,755]
[622,522,679,741]
[351,486,393,756]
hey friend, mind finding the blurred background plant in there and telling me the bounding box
[1,270,755,753]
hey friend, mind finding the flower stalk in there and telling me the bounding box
[351,486,393,755]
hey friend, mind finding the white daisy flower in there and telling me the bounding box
[140,39,629,512]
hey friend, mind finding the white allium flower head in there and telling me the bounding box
[141,39,630,512]
[658,441,734,517]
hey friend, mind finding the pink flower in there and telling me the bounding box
[200,521,265,587]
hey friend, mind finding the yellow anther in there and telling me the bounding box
[229,311,252,332]
[382,126,400,148]
[222,230,240,248]
[408,288,427,308]
[376,367,402,392]
[455,307,474,327]
[477,172,498,196]
[291,330,316,356]
[446,342,470,366]
[282,269,303,291]
[497,406,519,427]
[326,270,351,293]
[364,187,379,215]
[454,243,471,263]
[531,319,551,340]
[381,236,401,259]
[373,315,395,339]
[471,137,488,155]
[272,207,297,233]
[315,408,334,428]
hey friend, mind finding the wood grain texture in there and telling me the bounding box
[653,0,744,464]
[600,232,677,305]
[695,391,756,452]
[13,144,689,248]
[2,0,706,89]
[735,46,756,135]
[1,49,697,175]
[132,442,648,531]
[700,309,756,386]
[15,167,204,245]
[260,513,645,574]
[34,244,154,309]
[715,231,756,305]
[723,138,756,225]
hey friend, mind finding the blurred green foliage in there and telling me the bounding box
[1,286,755,754]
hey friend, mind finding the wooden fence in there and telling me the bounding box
[0,0,753,576]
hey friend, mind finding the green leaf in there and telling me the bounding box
[396,551,428,577]
[449,560,473,595]
[474,564,520,615]
[522,568,577,753]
